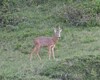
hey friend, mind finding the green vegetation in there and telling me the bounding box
[0,0,100,80]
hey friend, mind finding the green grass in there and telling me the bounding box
[0,26,100,80]
[0,0,100,80]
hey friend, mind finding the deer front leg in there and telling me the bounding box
[48,46,52,60]
[51,45,55,59]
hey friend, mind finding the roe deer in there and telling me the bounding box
[30,27,62,60]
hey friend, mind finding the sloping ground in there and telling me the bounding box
[0,55,100,80]
[0,0,100,80]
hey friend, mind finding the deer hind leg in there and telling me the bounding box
[35,45,41,60]
[30,46,37,61]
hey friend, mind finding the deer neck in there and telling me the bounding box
[52,36,59,44]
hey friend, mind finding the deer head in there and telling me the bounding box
[54,27,62,38]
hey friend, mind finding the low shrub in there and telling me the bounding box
[40,55,100,80]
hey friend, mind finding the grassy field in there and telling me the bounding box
[0,0,100,80]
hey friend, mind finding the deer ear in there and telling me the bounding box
[58,26,60,29]
[58,26,62,32]
[60,28,62,32]
[54,28,56,33]
[60,29,62,32]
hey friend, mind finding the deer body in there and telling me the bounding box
[30,27,62,60]
[34,36,58,47]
